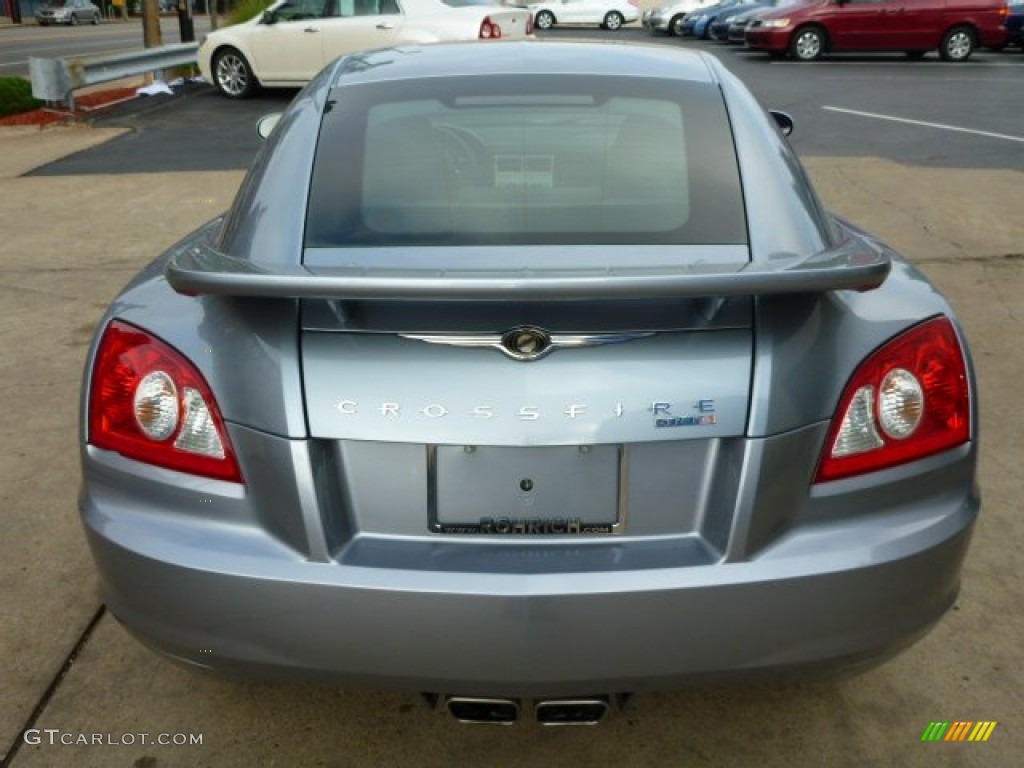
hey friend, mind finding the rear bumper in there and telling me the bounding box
[81,435,978,697]
[90,522,972,697]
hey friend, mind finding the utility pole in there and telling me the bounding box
[142,0,163,48]
[176,0,194,42]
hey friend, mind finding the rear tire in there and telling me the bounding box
[213,48,257,99]
[603,11,624,31]
[789,25,825,61]
[91,11,100,23]
[939,25,975,61]
[70,13,78,25]
[534,10,555,30]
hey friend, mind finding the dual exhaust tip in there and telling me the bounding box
[444,696,612,726]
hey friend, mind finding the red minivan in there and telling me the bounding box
[744,0,1009,60]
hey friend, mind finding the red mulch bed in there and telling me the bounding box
[0,86,139,127]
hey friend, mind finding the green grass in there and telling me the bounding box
[228,0,272,25]
[0,77,42,117]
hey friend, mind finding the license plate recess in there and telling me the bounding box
[429,444,622,535]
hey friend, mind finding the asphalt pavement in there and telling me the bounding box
[1,32,1022,768]
[27,33,1024,175]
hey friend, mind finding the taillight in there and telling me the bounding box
[479,16,502,38]
[813,316,970,483]
[526,12,534,35]
[88,320,243,483]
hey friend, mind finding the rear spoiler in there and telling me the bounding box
[166,239,890,301]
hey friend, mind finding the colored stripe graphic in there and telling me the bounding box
[945,721,972,741]
[968,722,998,742]
[922,721,997,742]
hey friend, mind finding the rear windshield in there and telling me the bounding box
[306,76,746,248]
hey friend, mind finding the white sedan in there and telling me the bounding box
[198,0,534,98]
[530,0,639,30]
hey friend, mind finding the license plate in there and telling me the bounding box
[429,444,623,535]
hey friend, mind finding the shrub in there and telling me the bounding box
[0,77,42,118]
[229,0,273,25]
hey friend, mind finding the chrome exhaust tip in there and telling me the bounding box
[535,696,610,726]
[445,696,520,725]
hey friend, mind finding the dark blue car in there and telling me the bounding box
[708,0,764,40]
[1007,2,1024,48]
[680,2,727,37]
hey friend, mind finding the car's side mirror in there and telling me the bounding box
[257,113,283,140]
[261,9,277,23]
[770,110,794,136]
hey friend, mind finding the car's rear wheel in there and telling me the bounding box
[92,11,100,23]
[603,11,624,31]
[939,25,975,61]
[668,14,683,36]
[534,10,555,30]
[213,48,257,99]
[69,13,78,25]
[790,25,825,61]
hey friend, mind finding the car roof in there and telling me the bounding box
[328,42,720,89]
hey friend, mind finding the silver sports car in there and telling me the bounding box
[80,42,978,725]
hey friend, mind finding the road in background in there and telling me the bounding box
[0,16,218,77]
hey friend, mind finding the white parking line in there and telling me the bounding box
[822,106,1024,144]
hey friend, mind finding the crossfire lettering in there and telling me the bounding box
[333,400,716,425]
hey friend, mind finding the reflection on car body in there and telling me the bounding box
[80,42,980,724]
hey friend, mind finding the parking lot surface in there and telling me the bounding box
[2,34,1022,768]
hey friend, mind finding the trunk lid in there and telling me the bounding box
[299,278,754,446]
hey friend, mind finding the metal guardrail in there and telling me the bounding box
[30,42,199,109]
